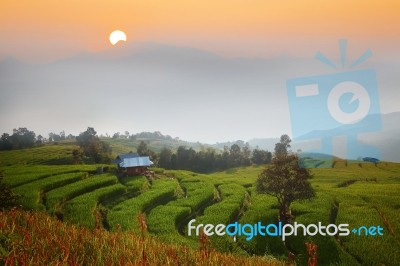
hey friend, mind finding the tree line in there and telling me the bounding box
[0,127,271,171]
[137,141,272,173]
[111,131,175,141]
[0,128,39,150]
[0,128,179,151]
[0,127,111,164]
[0,128,77,151]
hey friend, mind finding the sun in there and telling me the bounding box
[109,30,127,45]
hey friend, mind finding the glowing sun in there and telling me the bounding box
[109,30,127,45]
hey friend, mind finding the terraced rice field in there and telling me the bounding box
[2,147,400,265]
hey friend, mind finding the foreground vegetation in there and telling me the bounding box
[0,209,283,265]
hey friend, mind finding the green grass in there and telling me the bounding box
[189,183,248,253]
[0,142,78,166]
[196,183,247,225]
[13,172,88,210]
[45,173,118,212]
[108,179,179,233]
[118,174,149,193]
[175,182,215,211]
[1,165,100,187]
[147,205,192,245]
[63,183,127,229]
[236,190,287,257]
[145,175,215,246]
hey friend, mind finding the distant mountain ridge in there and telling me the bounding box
[247,112,400,162]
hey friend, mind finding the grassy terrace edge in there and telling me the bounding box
[0,209,283,266]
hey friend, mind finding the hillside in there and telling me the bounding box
[0,141,78,166]
[103,135,215,155]
[0,136,212,167]
[1,144,400,265]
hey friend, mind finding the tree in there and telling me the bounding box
[9,127,36,149]
[158,147,173,169]
[137,141,158,164]
[176,146,196,170]
[72,148,84,164]
[274,134,291,155]
[0,128,41,150]
[241,144,251,166]
[251,148,272,165]
[229,144,242,168]
[137,141,150,156]
[112,132,120,139]
[0,133,12,150]
[49,132,61,142]
[36,135,44,145]
[76,127,111,163]
[77,127,97,144]
[257,135,315,223]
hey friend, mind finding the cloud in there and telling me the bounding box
[0,43,398,143]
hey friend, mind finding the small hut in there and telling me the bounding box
[114,153,153,175]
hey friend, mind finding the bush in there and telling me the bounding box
[0,175,19,209]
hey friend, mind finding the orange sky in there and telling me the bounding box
[1,0,399,62]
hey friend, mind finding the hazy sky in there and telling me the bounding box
[1,1,399,143]
[1,0,400,62]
